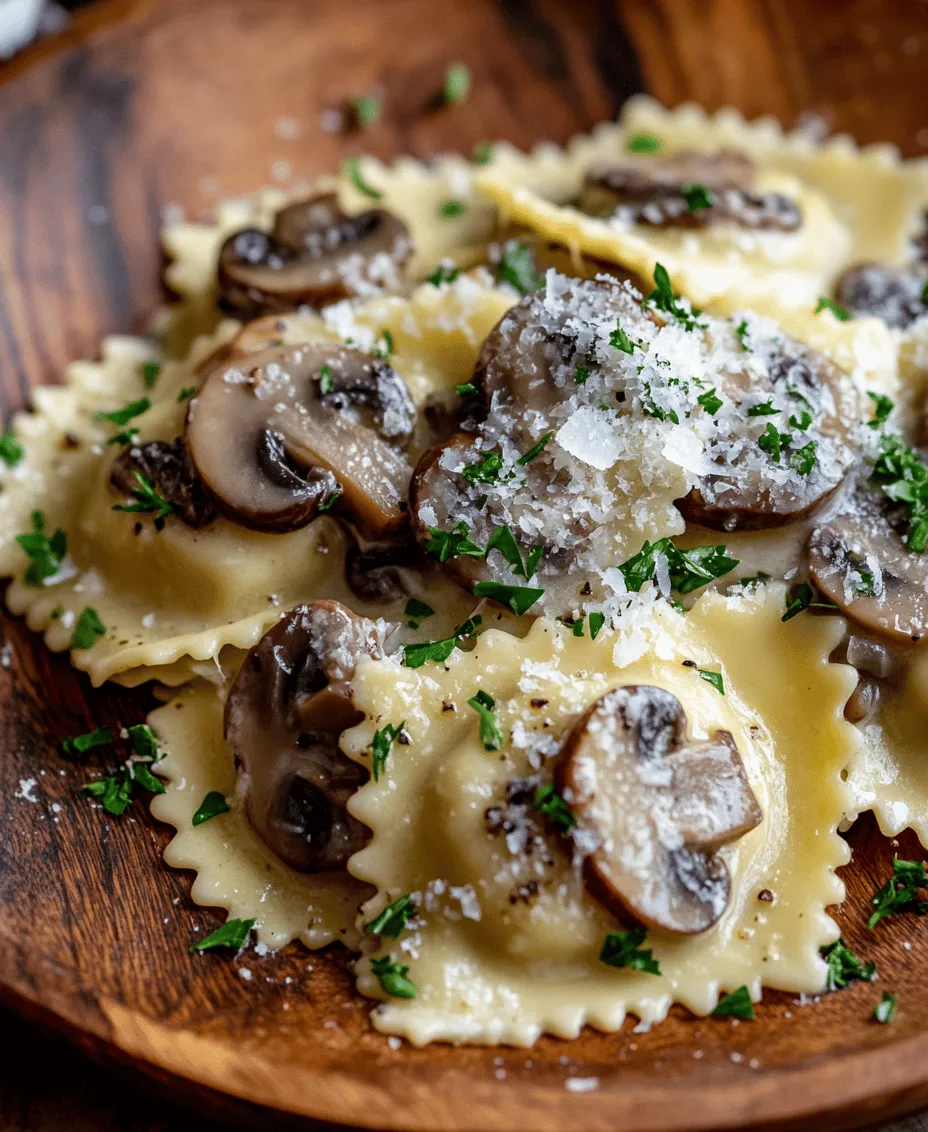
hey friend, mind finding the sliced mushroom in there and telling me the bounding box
[341,523,421,604]
[217,192,413,318]
[579,150,801,231]
[679,337,860,531]
[110,438,216,528]
[555,686,762,935]
[808,483,928,643]
[835,262,928,329]
[224,600,382,871]
[185,342,415,536]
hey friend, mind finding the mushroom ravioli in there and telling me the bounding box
[5,102,928,1047]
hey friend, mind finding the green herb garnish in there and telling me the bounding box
[782,583,838,622]
[815,296,850,321]
[70,607,105,650]
[428,263,460,286]
[516,430,554,466]
[192,791,230,826]
[867,391,894,429]
[711,986,755,1020]
[498,240,543,295]
[600,928,661,975]
[697,388,723,415]
[370,955,417,998]
[425,520,485,563]
[472,141,494,164]
[371,721,406,780]
[404,598,434,628]
[758,422,791,463]
[455,381,478,398]
[112,472,174,530]
[468,689,503,750]
[821,939,875,990]
[626,132,662,154]
[141,360,161,389]
[461,450,504,484]
[618,538,739,595]
[83,774,133,816]
[871,433,928,552]
[343,156,383,199]
[16,510,67,585]
[609,323,636,354]
[444,62,471,105]
[645,263,702,331]
[128,723,160,761]
[735,319,751,350]
[438,199,467,219]
[351,94,382,128]
[403,616,481,669]
[682,183,713,212]
[365,894,416,938]
[177,386,197,402]
[790,440,817,476]
[747,400,779,417]
[61,727,114,761]
[191,917,255,953]
[472,581,544,616]
[533,782,575,832]
[697,668,724,695]
[874,992,896,1023]
[589,611,605,639]
[0,429,23,467]
[485,524,542,580]
[869,855,928,929]
[574,363,591,385]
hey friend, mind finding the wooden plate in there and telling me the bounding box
[1,1,927,1128]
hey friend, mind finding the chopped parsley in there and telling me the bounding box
[373,328,394,359]
[645,262,703,331]
[574,363,591,385]
[177,385,197,402]
[438,199,467,219]
[498,240,543,295]
[697,388,723,415]
[0,429,23,467]
[428,263,460,286]
[739,571,771,588]
[128,723,160,760]
[874,992,896,1023]
[350,93,382,128]
[682,183,713,212]
[472,140,494,164]
[402,615,481,669]
[425,520,485,563]
[61,727,114,760]
[16,510,67,585]
[789,408,813,430]
[83,774,133,816]
[747,400,779,417]
[192,791,230,826]
[365,894,416,938]
[867,391,894,429]
[588,611,605,639]
[371,721,406,780]
[609,322,636,354]
[461,450,504,484]
[370,955,417,998]
[618,538,739,595]
[735,319,751,350]
[456,381,478,398]
[758,422,792,463]
[789,440,817,476]
[444,62,471,105]
[533,782,575,832]
[112,471,174,530]
[343,156,383,199]
[318,365,333,395]
[711,986,755,1020]
[472,581,544,616]
[570,617,585,636]
[782,583,838,622]
[600,928,661,975]
[697,668,725,695]
[96,396,151,445]
[626,132,662,154]
[141,360,161,389]
[191,917,255,953]
[404,598,434,629]
[485,524,542,580]
[70,607,105,650]
[871,433,928,552]
[468,689,503,751]
[868,855,928,929]
[815,296,851,321]
[821,939,875,990]
[318,491,340,513]
[516,430,554,465]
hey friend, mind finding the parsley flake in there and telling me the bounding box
[351,93,382,128]
[371,721,405,780]
[782,583,838,621]
[533,782,575,832]
[747,400,779,417]
[609,323,636,354]
[403,615,481,669]
[438,199,466,219]
[869,855,928,929]
[191,917,255,953]
[192,790,230,826]
[141,360,161,389]
[574,363,591,385]
[485,524,542,580]
[626,132,662,154]
[16,510,67,585]
[600,928,661,975]
[472,581,544,616]
[343,156,383,199]
[735,319,751,351]
[815,296,851,321]
[83,774,133,816]
[60,727,114,761]
[697,388,723,415]
[472,141,494,164]
[177,385,197,402]
[428,263,460,286]
[461,450,503,484]
[112,472,174,530]
[96,397,151,434]
[588,611,605,639]
[127,724,160,761]
[373,328,394,359]
[444,62,471,105]
[821,939,875,990]
[70,607,105,650]
[425,520,484,563]
[758,422,791,463]
[516,430,554,466]
[711,986,755,1020]
[867,391,894,429]
[455,381,478,398]
[790,440,817,476]
[498,240,543,295]
[365,894,416,938]
[468,689,503,750]
[789,408,813,430]
[370,955,417,998]
[618,538,739,595]
[683,183,713,212]
[404,597,434,627]
[697,668,725,695]
[874,992,896,1023]
[645,263,703,331]
[871,434,928,551]
[0,429,23,467]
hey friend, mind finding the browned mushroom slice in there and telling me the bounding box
[217,192,414,318]
[340,522,422,604]
[579,150,801,231]
[185,342,415,536]
[679,338,859,531]
[225,601,382,872]
[835,262,928,329]
[555,686,762,935]
[808,486,928,644]
[110,438,216,528]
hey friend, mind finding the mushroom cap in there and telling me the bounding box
[217,192,413,319]
[580,150,801,231]
[224,600,381,872]
[185,341,415,537]
[679,336,860,531]
[555,685,762,935]
[835,262,928,329]
[808,483,928,644]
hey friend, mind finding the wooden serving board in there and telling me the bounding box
[1,1,928,1129]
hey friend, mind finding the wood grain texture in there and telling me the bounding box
[2,1,928,1130]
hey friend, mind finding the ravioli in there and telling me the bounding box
[343,588,857,1046]
[1,279,512,685]
[149,680,371,950]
